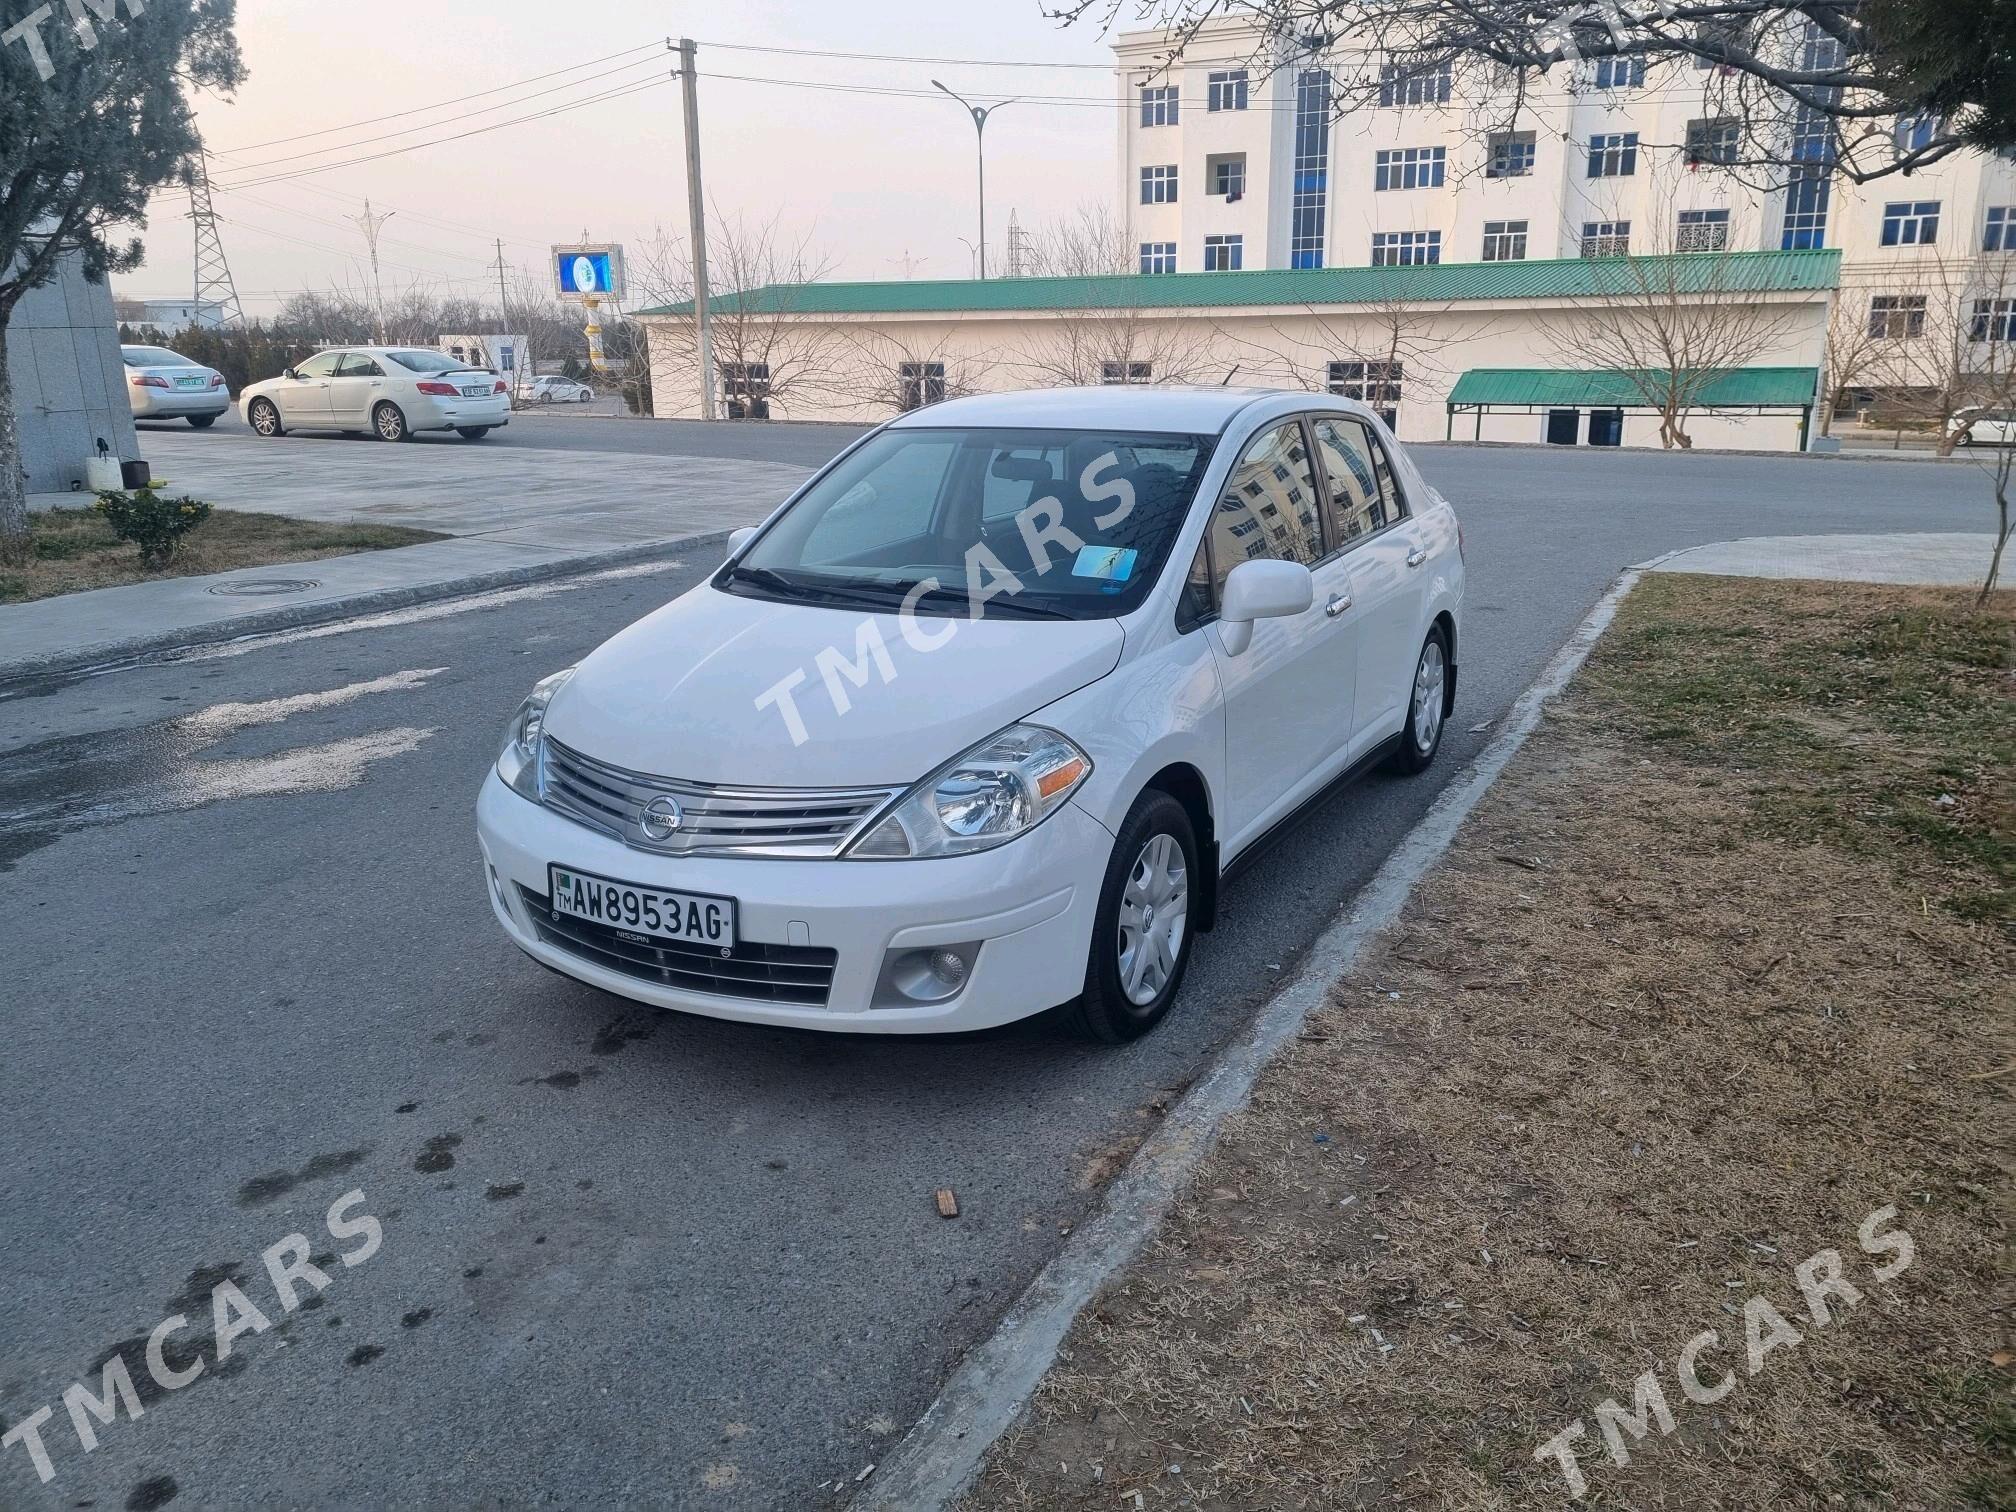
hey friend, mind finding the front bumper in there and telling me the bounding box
[131,388,231,418]
[475,770,1110,1033]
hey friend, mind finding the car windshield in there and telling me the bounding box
[122,347,194,367]
[723,426,1214,621]
[385,349,479,374]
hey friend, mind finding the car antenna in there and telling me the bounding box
[1220,365,1241,386]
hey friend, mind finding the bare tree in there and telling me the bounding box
[826,326,992,415]
[1819,278,1891,435]
[1052,2,2015,187]
[1021,204,1136,278]
[1848,247,2016,456]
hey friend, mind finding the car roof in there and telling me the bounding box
[887,386,1320,436]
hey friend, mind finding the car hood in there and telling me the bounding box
[543,583,1127,788]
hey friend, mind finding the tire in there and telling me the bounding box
[578,391,593,403]
[1067,791,1198,1043]
[1389,624,1451,775]
[373,402,409,442]
[456,426,491,440]
[186,414,218,429]
[539,392,553,405]
[247,398,283,437]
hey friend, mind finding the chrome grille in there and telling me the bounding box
[539,737,902,858]
[518,887,837,1006]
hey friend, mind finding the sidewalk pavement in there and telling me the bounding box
[3,436,814,684]
[1653,531,2002,586]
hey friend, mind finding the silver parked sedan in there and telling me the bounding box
[122,345,231,427]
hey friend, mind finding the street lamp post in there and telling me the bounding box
[932,81,1015,280]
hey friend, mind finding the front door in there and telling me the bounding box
[277,350,342,425]
[328,352,387,427]
[1204,418,1357,852]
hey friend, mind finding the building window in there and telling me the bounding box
[1587,133,1639,178]
[1371,230,1441,266]
[1676,208,1731,252]
[1581,220,1632,257]
[1591,56,1647,89]
[1868,295,1928,340]
[1139,85,1178,127]
[1206,70,1249,111]
[1101,360,1153,384]
[1894,112,1940,153]
[1203,234,1244,271]
[1140,164,1179,205]
[1374,146,1447,191]
[1881,201,1941,246]
[1209,153,1247,198]
[1971,300,2016,343]
[1378,59,1452,107]
[1686,117,1740,166]
[1781,21,1843,250]
[1986,206,2015,252]
[1327,362,1404,429]
[1138,241,1176,274]
[896,361,946,411]
[1486,132,1536,178]
[721,363,771,420]
[1482,220,1528,261]
[1290,69,1332,268]
[1782,170,1831,249]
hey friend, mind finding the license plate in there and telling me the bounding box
[548,865,736,947]
[175,376,205,388]
[461,385,490,398]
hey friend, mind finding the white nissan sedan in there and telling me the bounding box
[477,388,1464,1042]
[240,347,511,441]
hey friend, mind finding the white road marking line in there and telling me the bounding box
[179,668,449,737]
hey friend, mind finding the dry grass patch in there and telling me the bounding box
[0,507,443,603]
[965,576,2011,1512]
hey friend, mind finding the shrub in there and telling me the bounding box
[95,489,213,569]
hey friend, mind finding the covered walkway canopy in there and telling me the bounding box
[1446,367,1822,445]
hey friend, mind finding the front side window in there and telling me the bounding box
[1588,132,1640,177]
[1482,220,1529,261]
[1372,230,1441,266]
[1375,146,1447,191]
[1869,295,1927,339]
[1141,165,1179,205]
[1203,234,1244,271]
[1139,85,1179,127]
[1881,201,1941,246]
[1206,69,1249,111]
[1677,208,1731,252]
[1582,220,1632,257]
[296,351,346,379]
[1139,241,1177,274]
[1310,416,1406,547]
[1205,421,1322,595]
[1487,132,1536,178]
[725,427,1214,621]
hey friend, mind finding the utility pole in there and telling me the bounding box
[346,198,396,343]
[676,37,717,420]
[931,82,1016,280]
[491,239,520,397]
[186,148,246,329]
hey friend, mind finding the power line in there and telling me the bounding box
[697,39,1114,69]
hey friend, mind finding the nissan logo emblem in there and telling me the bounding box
[639,795,684,841]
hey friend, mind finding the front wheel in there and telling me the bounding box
[247,398,282,437]
[456,426,491,440]
[1068,791,1198,1043]
[186,414,218,429]
[373,403,410,442]
[1390,624,1451,775]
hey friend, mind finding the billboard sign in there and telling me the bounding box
[553,244,625,302]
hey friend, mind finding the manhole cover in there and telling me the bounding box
[207,578,320,598]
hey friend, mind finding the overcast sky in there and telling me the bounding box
[126,0,1128,315]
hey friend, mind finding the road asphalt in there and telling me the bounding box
[1,419,1999,1510]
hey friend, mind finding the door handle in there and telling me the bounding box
[1406,548,1428,569]
[1325,593,1353,618]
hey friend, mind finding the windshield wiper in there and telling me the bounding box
[889,580,1077,621]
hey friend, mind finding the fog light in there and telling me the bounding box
[874,942,981,1008]
[928,949,968,988]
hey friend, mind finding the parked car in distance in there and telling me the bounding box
[1950,407,2016,447]
[479,387,1465,1044]
[240,347,511,441]
[528,374,595,404]
[121,345,231,427]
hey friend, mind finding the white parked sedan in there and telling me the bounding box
[477,388,1464,1041]
[122,345,231,427]
[1950,408,2016,447]
[528,374,595,404]
[240,347,512,441]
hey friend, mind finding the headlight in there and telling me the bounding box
[845,724,1091,859]
[496,667,575,800]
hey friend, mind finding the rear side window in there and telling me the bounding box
[336,353,384,377]
[1311,416,1408,548]
[1203,420,1322,601]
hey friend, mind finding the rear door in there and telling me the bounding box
[1309,415,1428,754]
[277,350,341,425]
[328,352,386,426]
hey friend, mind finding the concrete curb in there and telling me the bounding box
[852,554,1680,1511]
[0,531,728,690]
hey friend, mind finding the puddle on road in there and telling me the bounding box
[0,667,447,869]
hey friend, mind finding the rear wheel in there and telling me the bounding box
[373,402,409,442]
[186,414,217,429]
[1068,791,1197,1043]
[247,398,282,437]
[1389,625,1451,775]
[456,426,491,440]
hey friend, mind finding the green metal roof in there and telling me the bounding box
[1447,367,1822,410]
[634,250,1840,319]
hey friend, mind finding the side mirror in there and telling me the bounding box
[726,526,757,559]
[1217,558,1314,656]
[283,367,299,381]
